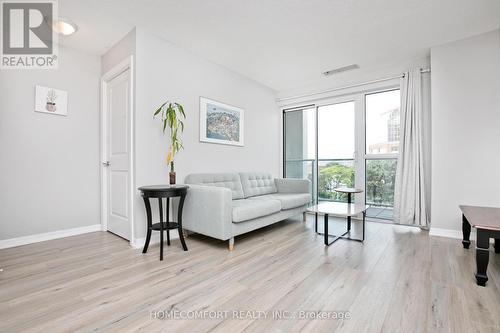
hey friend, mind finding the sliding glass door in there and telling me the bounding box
[364,90,400,219]
[283,106,316,203]
[318,101,355,203]
[283,88,401,221]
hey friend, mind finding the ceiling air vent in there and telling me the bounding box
[322,64,359,76]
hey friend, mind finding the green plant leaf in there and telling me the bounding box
[154,102,167,118]
[175,103,186,118]
[154,101,185,158]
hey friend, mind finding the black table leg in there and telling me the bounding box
[324,214,329,246]
[462,214,471,249]
[362,211,366,241]
[166,198,171,246]
[177,194,188,251]
[495,239,500,254]
[159,198,164,261]
[142,197,152,253]
[347,193,352,231]
[475,230,489,286]
[319,210,363,245]
[315,212,318,233]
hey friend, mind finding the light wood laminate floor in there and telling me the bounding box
[1,216,500,332]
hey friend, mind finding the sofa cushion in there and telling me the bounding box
[232,198,281,223]
[239,172,277,198]
[185,173,244,199]
[250,193,311,210]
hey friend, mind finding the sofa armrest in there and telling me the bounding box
[274,178,311,194]
[182,185,233,240]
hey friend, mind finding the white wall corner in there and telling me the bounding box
[0,224,102,250]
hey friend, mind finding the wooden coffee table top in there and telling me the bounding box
[459,205,500,231]
[308,202,369,217]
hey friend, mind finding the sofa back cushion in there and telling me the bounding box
[239,172,277,198]
[185,173,244,199]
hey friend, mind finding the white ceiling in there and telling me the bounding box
[59,0,500,92]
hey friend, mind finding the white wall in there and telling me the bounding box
[0,46,101,240]
[133,28,279,239]
[431,29,500,232]
[101,29,136,75]
[276,57,430,104]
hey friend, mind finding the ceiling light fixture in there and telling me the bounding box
[322,64,359,76]
[51,18,78,36]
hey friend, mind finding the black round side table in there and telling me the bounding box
[138,185,189,260]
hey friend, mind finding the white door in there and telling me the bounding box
[104,69,131,240]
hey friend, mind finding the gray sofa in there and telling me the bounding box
[183,172,311,250]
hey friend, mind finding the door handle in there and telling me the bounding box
[102,161,110,167]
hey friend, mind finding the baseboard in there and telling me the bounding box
[0,224,102,250]
[429,227,496,245]
[131,230,180,249]
[429,227,464,239]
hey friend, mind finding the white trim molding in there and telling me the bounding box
[0,224,102,249]
[429,227,464,239]
[429,227,495,244]
[100,55,135,245]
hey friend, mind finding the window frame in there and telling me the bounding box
[282,84,402,220]
[364,88,401,160]
[363,88,401,216]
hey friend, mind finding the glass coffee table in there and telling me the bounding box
[308,202,369,246]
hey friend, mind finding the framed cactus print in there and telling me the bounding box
[35,85,68,116]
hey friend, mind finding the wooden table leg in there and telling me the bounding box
[462,214,471,249]
[475,230,489,286]
[166,198,171,246]
[177,194,188,251]
[159,198,164,261]
[142,196,152,254]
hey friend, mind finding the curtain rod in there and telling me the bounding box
[277,68,430,103]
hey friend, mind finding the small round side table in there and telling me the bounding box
[334,187,363,230]
[138,185,189,260]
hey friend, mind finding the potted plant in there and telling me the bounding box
[154,101,186,184]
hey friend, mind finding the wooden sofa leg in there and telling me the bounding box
[228,237,234,251]
[303,212,307,222]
